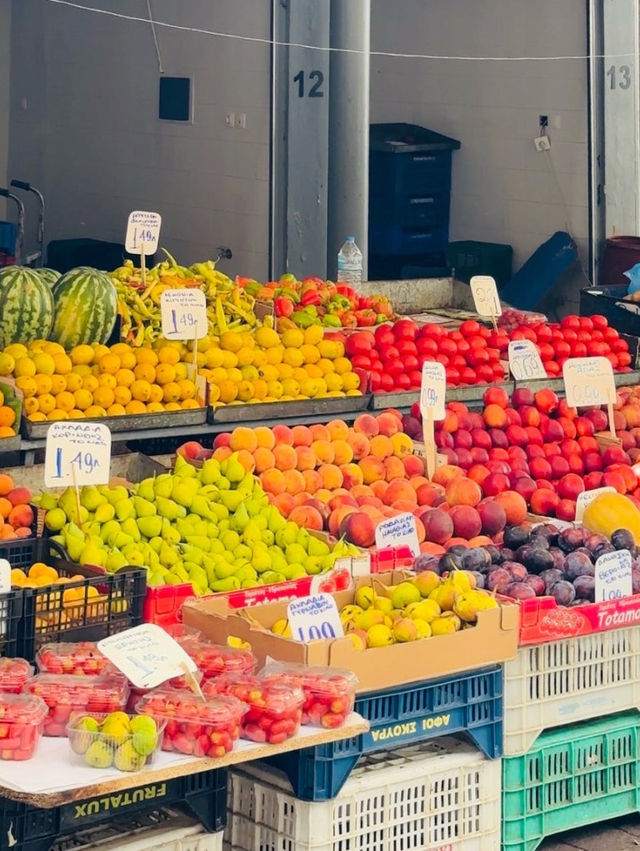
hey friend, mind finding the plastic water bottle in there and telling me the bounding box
[337,237,363,287]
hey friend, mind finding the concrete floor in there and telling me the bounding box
[541,817,640,849]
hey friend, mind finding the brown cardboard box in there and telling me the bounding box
[183,571,520,693]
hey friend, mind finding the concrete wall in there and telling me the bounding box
[9,0,271,277]
[0,0,10,219]
[370,0,591,309]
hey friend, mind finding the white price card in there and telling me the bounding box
[375,512,421,557]
[563,357,616,408]
[574,486,616,523]
[287,593,344,643]
[0,559,10,593]
[161,289,208,340]
[125,211,162,255]
[470,275,502,318]
[595,549,633,602]
[98,624,198,690]
[508,340,546,381]
[44,421,111,488]
[420,361,446,420]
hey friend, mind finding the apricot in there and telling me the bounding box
[445,477,482,507]
[390,432,413,458]
[357,495,384,511]
[273,492,295,516]
[291,425,313,446]
[376,411,401,436]
[295,446,316,471]
[410,476,429,493]
[384,456,406,482]
[289,505,324,531]
[353,414,379,437]
[420,541,446,556]
[369,434,393,459]
[254,426,276,449]
[0,474,14,496]
[441,410,459,433]
[311,440,335,465]
[359,456,386,485]
[273,444,297,471]
[468,535,494,547]
[253,447,276,474]
[432,464,464,487]
[340,463,364,489]
[0,525,15,539]
[315,488,333,503]
[339,511,376,547]
[302,469,323,494]
[272,424,294,446]
[236,449,256,473]
[229,427,258,453]
[292,492,311,507]
[351,484,373,500]
[328,493,358,511]
[0,498,10,519]
[483,404,508,429]
[212,446,232,462]
[332,439,353,466]
[383,479,418,508]
[403,455,425,478]
[260,469,286,496]
[347,432,370,460]
[371,479,389,501]
[15,527,31,539]
[319,464,344,490]
[283,469,306,495]
[309,423,330,442]
[327,419,350,441]
[494,490,528,524]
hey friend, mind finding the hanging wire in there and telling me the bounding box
[146,0,164,74]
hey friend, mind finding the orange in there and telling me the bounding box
[50,375,67,394]
[148,384,164,403]
[0,425,14,436]
[134,363,156,383]
[181,398,200,410]
[93,386,115,409]
[28,412,46,422]
[99,353,121,374]
[115,368,135,388]
[71,364,91,377]
[82,375,99,393]
[114,385,132,406]
[208,384,220,404]
[125,400,147,415]
[55,391,76,412]
[164,402,181,411]
[106,403,127,416]
[68,410,85,420]
[14,357,36,378]
[116,349,136,370]
[97,373,117,390]
[146,401,165,413]
[131,380,151,402]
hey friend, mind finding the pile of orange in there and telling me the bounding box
[0,388,17,437]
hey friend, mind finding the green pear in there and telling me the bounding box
[121,517,141,542]
[65,535,86,562]
[122,544,146,566]
[80,486,106,512]
[235,565,258,583]
[171,563,189,582]
[289,565,308,580]
[149,536,163,553]
[261,530,275,547]
[304,556,323,575]
[137,515,162,539]
[156,497,185,522]
[187,564,208,590]
[286,543,307,565]
[206,522,219,539]
[105,486,129,506]
[230,503,250,532]
[219,491,244,512]
[44,507,66,532]
[115,498,135,521]
[189,495,216,521]
[252,545,272,573]
[215,561,239,580]
[135,478,156,502]
[211,576,241,592]
[181,545,204,565]
[308,536,330,557]
[95,503,116,524]
[262,571,286,585]
[216,476,230,491]
[154,475,174,499]
[171,478,199,509]
[174,455,197,477]
[210,503,229,521]
[221,529,240,551]
[160,542,179,567]
[222,456,245,483]
[184,535,210,552]
[80,542,106,568]
[113,532,134,549]
[133,496,156,518]
[37,492,58,511]
[242,577,263,588]
[101,520,121,546]
[209,539,224,555]
[161,518,181,545]
[269,547,288,573]
[199,458,221,485]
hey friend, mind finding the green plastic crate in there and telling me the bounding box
[502,711,640,851]
[446,240,513,289]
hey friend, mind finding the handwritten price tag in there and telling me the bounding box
[44,422,111,488]
[125,211,162,255]
[595,549,633,602]
[508,340,546,381]
[420,361,446,420]
[161,289,208,340]
[470,275,502,318]
[563,357,615,408]
[375,512,420,557]
[575,486,616,523]
[98,624,198,690]
[287,593,344,643]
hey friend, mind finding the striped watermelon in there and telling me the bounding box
[36,268,61,288]
[0,266,54,348]
[49,267,118,348]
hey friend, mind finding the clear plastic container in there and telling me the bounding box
[66,712,166,772]
[0,657,34,694]
[204,674,304,744]
[0,693,48,760]
[169,627,256,682]
[135,688,247,757]
[36,642,111,676]
[25,673,130,736]
[337,237,363,287]
[260,662,358,728]
[125,669,204,713]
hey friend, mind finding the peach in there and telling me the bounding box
[340,463,364,489]
[15,527,31,539]
[383,479,418,508]
[295,446,316,471]
[483,387,509,408]
[291,425,313,446]
[445,477,482,507]
[302,469,323,494]
[347,432,370,460]
[304,498,330,523]
[353,414,379,437]
[420,507,454,544]
[292,491,311,507]
[494,490,528,524]
[289,505,324,531]
[273,445,297,471]
[178,441,204,460]
[390,432,413,458]
[371,479,389,501]
[213,446,232,462]
[283,468,306,495]
[441,410,459,433]
[483,404,508,429]
[432,464,464,487]
[467,464,491,486]
[409,476,429,492]
[327,419,350,441]
[534,389,559,414]
[329,505,357,536]
[307,424,329,442]
[254,426,276,449]
[236,450,256,473]
[351,484,373,500]
[273,492,295,516]
[358,504,385,525]
[273,424,294,446]
[394,499,421,514]
[315,488,333,503]
[254,447,276,474]
[414,516,426,543]
[477,499,507,535]
[213,433,231,449]
[357,495,384,511]
[449,505,482,539]
[229,427,258,453]
[0,525,15,539]
[370,434,393,459]
[529,488,560,517]
[384,456,406,482]
[376,411,401,436]
[311,440,335,465]
[359,456,386,485]
[339,511,376,547]
[468,535,493,547]
[416,483,444,507]
[319,464,344,490]
[332,439,353,466]
[403,455,426,478]
[329,493,358,511]
[260,469,286,496]
[8,504,33,529]
[0,498,11,519]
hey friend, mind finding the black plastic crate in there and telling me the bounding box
[265,665,503,801]
[580,285,640,336]
[446,240,513,290]
[1,768,227,851]
[0,537,146,663]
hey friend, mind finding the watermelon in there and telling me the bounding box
[36,268,61,288]
[0,266,54,348]
[49,267,118,348]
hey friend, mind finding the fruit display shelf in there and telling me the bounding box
[263,665,503,801]
[21,406,207,439]
[226,737,501,851]
[502,710,640,851]
[208,394,372,424]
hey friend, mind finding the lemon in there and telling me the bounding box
[205,348,224,368]
[85,405,107,417]
[115,368,135,388]
[47,409,68,421]
[14,357,36,378]
[0,353,15,376]
[50,375,67,394]
[106,403,127,416]
[265,346,283,365]
[281,329,304,348]
[236,348,255,367]
[148,384,164,403]
[16,376,37,397]
[220,331,243,352]
[53,353,72,375]
[4,343,27,360]
[221,351,238,369]
[135,348,158,366]
[342,372,361,391]
[23,397,39,415]
[64,373,83,392]
[268,380,283,399]
[43,341,65,356]
[70,345,95,366]
[74,389,93,411]
[283,349,304,367]
[300,344,320,364]
[254,327,280,348]
[236,380,254,402]
[304,325,323,345]
[68,409,86,419]
[334,357,352,375]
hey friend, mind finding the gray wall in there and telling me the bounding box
[0,0,10,219]
[9,0,271,277]
[370,0,591,308]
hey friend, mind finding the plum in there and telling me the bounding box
[563,551,594,581]
[485,545,502,564]
[504,582,536,600]
[548,548,566,570]
[461,548,492,573]
[522,548,555,574]
[470,571,486,589]
[439,552,463,572]
[570,599,590,607]
[414,554,442,575]
[498,547,515,564]
[573,575,595,601]
[548,580,576,606]
[558,527,587,553]
[525,575,547,596]
[534,523,560,545]
[448,545,469,559]
[593,542,616,560]
[585,533,608,555]
[528,532,551,550]
[539,568,564,587]
[503,526,530,550]
[611,528,637,556]
[503,562,529,582]
[487,568,512,592]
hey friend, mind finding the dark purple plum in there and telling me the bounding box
[503,562,528,582]
[539,568,564,588]
[573,575,595,601]
[503,526,530,550]
[528,532,551,550]
[485,545,502,564]
[534,523,560,545]
[439,552,463,572]
[496,548,514,564]
[469,571,486,589]
[548,580,576,606]
[461,548,492,572]
[563,551,594,581]
[504,582,536,600]
[593,542,616,560]
[574,547,594,559]
[585,533,608,555]
[515,545,533,564]
[414,554,442,575]
[525,575,546,596]
[448,545,469,558]
[522,548,555,574]
[611,528,637,556]
[558,527,587,553]
[487,568,512,592]
[548,548,566,570]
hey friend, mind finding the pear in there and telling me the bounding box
[105,549,128,573]
[94,502,116,524]
[355,586,375,610]
[211,576,241,592]
[122,544,145,565]
[171,478,199,509]
[37,492,58,511]
[267,509,287,534]
[137,515,162,539]
[135,478,156,502]
[161,518,182,545]
[121,517,141,542]
[199,459,221,485]
[131,716,158,756]
[230,503,250,532]
[114,741,146,772]
[304,556,322,575]
[174,455,197,478]
[214,561,239,580]
[221,530,240,551]
[190,494,218,521]
[393,617,419,643]
[285,543,307,565]
[133,496,156,518]
[218,491,244,512]
[235,565,258,583]
[80,541,106,568]
[221,456,245,483]
[431,612,462,635]
[210,502,229,521]
[184,535,210,552]
[187,564,208,590]
[160,542,179,568]
[407,599,441,623]
[66,534,87,562]
[101,519,121,545]
[80,486,106,512]
[366,624,394,647]
[105,486,129,507]
[44,507,66,532]
[216,476,230,491]
[262,571,285,585]
[308,536,330,557]
[149,536,163,553]
[113,532,134,550]
[156,497,185,522]
[85,740,114,768]
[413,572,441,597]
[154,475,174,499]
[115,498,135,521]
[390,582,421,610]
[252,545,272,573]
[355,610,385,630]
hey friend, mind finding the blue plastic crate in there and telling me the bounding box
[0,221,17,254]
[369,222,450,256]
[265,665,503,801]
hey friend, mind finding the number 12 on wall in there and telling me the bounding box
[293,70,325,98]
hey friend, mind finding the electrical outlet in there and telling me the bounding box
[237,113,247,129]
[225,112,236,127]
[534,135,551,152]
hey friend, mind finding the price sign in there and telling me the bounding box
[161,289,208,340]
[595,549,633,602]
[420,361,446,420]
[470,275,502,318]
[98,624,199,690]
[287,593,344,643]
[375,512,420,557]
[575,486,616,523]
[508,340,546,381]
[125,211,162,255]
[44,422,111,488]
[563,357,616,408]
[0,559,10,593]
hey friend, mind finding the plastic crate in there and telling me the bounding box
[2,769,227,851]
[225,737,501,851]
[265,665,503,801]
[502,711,640,851]
[503,626,640,757]
[446,240,513,290]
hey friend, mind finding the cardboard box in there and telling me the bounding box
[183,571,520,693]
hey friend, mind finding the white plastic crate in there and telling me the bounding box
[503,625,640,756]
[224,737,501,851]
[53,812,223,851]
